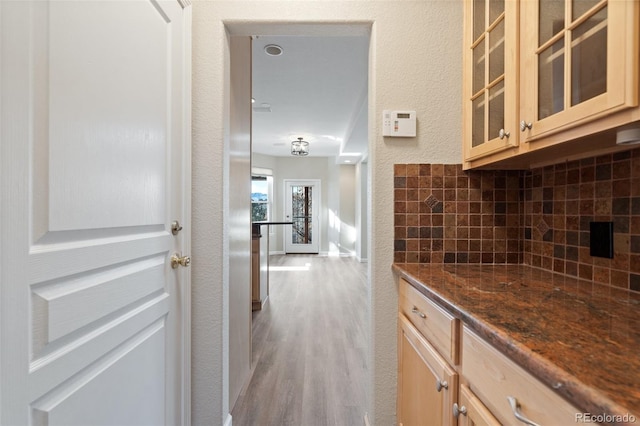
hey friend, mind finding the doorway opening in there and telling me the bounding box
[233,27,372,422]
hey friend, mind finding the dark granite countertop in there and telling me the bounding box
[393,263,640,423]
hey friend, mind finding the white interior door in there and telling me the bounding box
[284,179,320,254]
[0,1,190,425]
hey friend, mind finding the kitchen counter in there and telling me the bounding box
[393,263,640,422]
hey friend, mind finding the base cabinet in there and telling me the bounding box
[454,384,500,426]
[461,326,580,425]
[398,315,457,426]
[397,279,583,426]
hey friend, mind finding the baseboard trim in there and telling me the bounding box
[224,413,232,426]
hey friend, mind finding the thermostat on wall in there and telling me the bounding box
[383,110,416,137]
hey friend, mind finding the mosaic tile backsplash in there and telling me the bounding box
[393,148,640,292]
[393,164,522,265]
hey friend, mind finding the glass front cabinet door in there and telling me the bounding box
[464,0,639,169]
[463,0,519,165]
[520,0,639,142]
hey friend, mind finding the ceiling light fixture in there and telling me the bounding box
[264,44,283,56]
[291,137,309,156]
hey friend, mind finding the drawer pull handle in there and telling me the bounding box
[436,379,448,392]
[453,403,467,418]
[411,307,426,319]
[507,396,540,426]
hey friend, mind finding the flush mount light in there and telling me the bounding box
[264,44,283,56]
[291,137,309,156]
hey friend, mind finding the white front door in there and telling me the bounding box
[0,1,190,425]
[284,179,320,254]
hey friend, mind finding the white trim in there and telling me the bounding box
[179,2,192,425]
[251,166,272,176]
[223,413,233,426]
[364,412,371,426]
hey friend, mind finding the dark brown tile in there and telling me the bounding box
[611,270,629,289]
[596,164,612,181]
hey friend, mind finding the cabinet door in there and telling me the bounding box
[455,384,501,426]
[463,0,519,162]
[520,0,639,141]
[398,315,458,426]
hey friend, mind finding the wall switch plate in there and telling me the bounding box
[590,221,614,259]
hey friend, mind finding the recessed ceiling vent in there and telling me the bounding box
[264,44,283,56]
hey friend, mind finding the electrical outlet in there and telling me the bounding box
[590,222,614,259]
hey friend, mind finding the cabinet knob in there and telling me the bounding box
[436,379,448,392]
[499,128,510,139]
[520,121,533,132]
[507,396,540,426]
[453,403,467,418]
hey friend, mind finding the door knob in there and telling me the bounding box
[171,253,191,269]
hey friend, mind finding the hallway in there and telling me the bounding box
[231,255,368,425]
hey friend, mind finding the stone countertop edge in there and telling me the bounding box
[392,263,637,425]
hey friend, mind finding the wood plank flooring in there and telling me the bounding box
[231,254,369,426]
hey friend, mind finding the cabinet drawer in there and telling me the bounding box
[462,326,580,425]
[399,278,459,365]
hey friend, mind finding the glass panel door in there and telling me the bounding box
[465,0,516,161]
[284,179,320,253]
[292,185,312,244]
[536,0,608,120]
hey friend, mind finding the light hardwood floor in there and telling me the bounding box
[231,254,369,426]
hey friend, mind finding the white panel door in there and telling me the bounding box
[0,1,190,425]
[284,179,320,254]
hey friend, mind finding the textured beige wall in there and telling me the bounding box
[192,1,462,424]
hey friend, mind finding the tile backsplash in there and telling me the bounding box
[393,148,640,292]
[393,164,522,265]
[522,150,640,291]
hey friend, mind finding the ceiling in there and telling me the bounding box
[251,35,369,164]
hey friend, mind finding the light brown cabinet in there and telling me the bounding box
[454,384,500,426]
[463,0,640,169]
[463,0,519,163]
[397,279,458,426]
[398,315,458,426]
[460,326,581,426]
[397,279,582,426]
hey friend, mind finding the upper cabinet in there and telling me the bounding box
[463,0,518,162]
[521,0,638,140]
[463,0,640,169]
